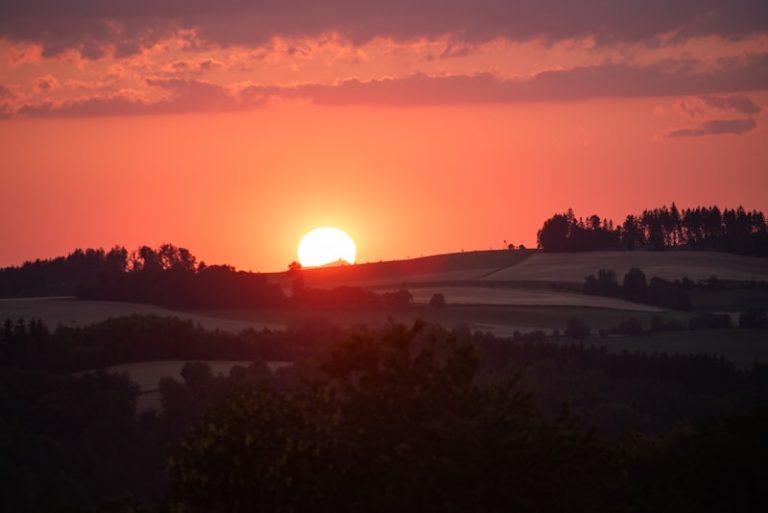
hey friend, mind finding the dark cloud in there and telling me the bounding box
[668,117,757,137]
[10,54,768,117]
[1,1,766,57]
[0,85,13,99]
[245,53,768,106]
[699,95,761,114]
[18,78,246,117]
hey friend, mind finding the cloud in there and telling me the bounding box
[0,85,13,99]
[249,53,768,106]
[699,94,761,114]
[1,0,767,58]
[667,117,757,137]
[9,53,768,117]
[17,78,249,117]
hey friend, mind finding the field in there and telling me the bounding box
[0,297,283,332]
[398,285,661,311]
[270,249,532,289]
[480,250,768,284]
[270,249,768,288]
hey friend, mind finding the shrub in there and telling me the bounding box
[429,293,446,308]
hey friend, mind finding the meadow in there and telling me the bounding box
[272,249,768,288]
[0,297,283,332]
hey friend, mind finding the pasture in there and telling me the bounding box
[270,249,768,289]
[0,297,284,332]
[400,285,661,311]
[482,250,768,284]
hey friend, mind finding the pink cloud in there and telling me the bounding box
[7,53,768,118]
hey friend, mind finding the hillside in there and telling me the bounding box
[272,248,768,289]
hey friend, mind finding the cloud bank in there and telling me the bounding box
[1,0,767,57]
[10,54,768,118]
[668,117,757,137]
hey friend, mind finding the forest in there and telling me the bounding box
[0,244,412,309]
[1,316,768,512]
[538,204,768,255]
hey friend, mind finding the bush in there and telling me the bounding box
[429,293,446,308]
[583,269,620,297]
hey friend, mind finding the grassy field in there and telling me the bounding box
[269,249,768,289]
[269,249,532,289]
[398,286,661,311]
[0,297,283,332]
[484,250,768,284]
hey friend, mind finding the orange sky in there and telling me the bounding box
[1,2,767,271]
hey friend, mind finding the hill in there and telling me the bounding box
[272,248,768,289]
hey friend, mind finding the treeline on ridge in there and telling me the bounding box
[0,244,413,309]
[538,204,768,255]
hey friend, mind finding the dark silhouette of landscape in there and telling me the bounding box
[1,205,768,511]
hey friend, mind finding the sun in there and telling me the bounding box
[297,227,357,267]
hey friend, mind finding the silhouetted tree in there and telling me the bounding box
[430,293,446,308]
[623,268,648,303]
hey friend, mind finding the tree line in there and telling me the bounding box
[0,244,414,309]
[583,267,693,310]
[538,204,768,255]
[0,244,287,308]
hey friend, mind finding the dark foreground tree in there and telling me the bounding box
[168,322,610,513]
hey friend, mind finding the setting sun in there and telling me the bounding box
[297,227,357,267]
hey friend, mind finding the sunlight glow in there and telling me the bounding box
[297,227,357,267]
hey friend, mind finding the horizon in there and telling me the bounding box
[3,200,767,273]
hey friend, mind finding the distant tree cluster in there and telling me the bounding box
[1,245,416,310]
[583,267,692,310]
[0,315,322,373]
[538,211,620,252]
[0,244,288,308]
[538,204,768,256]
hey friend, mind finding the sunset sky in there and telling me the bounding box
[1,1,767,271]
